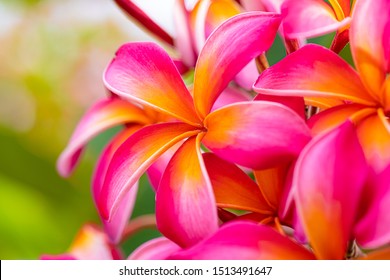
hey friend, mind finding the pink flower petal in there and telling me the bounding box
[202,101,311,169]
[193,12,281,118]
[57,97,151,177]
[156,135,218,248]
[104,42,201,126]
[92,127,142,244]
[170,221,316,259]
[355,165,390,249]
[211,86,251,112]
[254,44,375,106]
[128,237,181,260]
[281,0,351,39]
[350,0,390,97]
[294,121,368,259]
[97,122,201,221]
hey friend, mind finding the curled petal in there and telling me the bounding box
[253,44,375,106]
[350,0,390,97]
[169,221,316,260]
[203,153,273,214]
[128,237,181,260]
[98,122,201,221]
[57,98,150,177]
[193,12,281,118]
[203,102,311,169]
[156,135,218,248]
[282,0,351,39]
[295,121,368,259]
[104,42,201,126]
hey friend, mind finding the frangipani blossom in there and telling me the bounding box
[169,121,390,260]
[101,12,311,248]
[254,0,390,173]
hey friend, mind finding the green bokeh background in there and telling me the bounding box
[0,0,352,259]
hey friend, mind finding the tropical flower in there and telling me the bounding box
[254,0,390,174]
[99,12,311,249]
[168,121,390,259]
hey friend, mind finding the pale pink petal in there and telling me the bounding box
[193,12,281,118]
[203,101,311,169]
[174,0,196,67]
[211,86,251,112]
[355,165,390,249]
[254,44,375,106]
[57,98,151,177]
[156,135,218,248]
[114,0,174,46]
[128,237,181,260]
[169,221,316,259]
[294,121,368,259]
[104,42,201,126]
[281,0,351,39]
[350,0,390,97]
[97,122,201,221]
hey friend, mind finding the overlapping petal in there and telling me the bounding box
[202,102,311,169]
[350,0,390,98]
[355,165,390,249]
[193,12,281,118]
[92,127,142,243]
[254,93,306,119]
[156,134,218,248]
[104,42,201,126]
[294,121,368,259]
[254,44,375,106]
[57,98,151,177]
[281,0,351,39]
[169,221,316,260]
[97,122,201,221]
[203,153,272,214]
[128,237,181,260]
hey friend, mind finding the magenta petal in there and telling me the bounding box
[294,121,368,259]
[92,127,141,243]
[57,98,150,177]
[97,122,200,221]
[104,42,200,126]
[281,0,351,39]
[156,135,218,248]
[169,221,315,259]
[355,165,390,249]
[193,11,281,118]
[128,237,181,260]
[203,101,312,169]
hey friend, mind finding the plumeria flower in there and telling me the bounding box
[99,12,311,249]
[41,224,122,260]
[281,0,353,52]
[254,0,390,173]
[169,121,390,259]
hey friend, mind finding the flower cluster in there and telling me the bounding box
[50,0,390,260]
